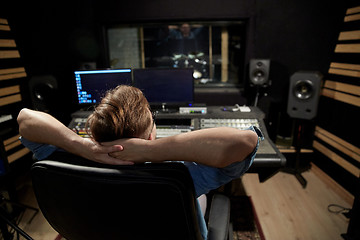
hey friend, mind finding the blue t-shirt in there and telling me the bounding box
[21,126,263,239]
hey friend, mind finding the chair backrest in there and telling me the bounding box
[31,152,203,240]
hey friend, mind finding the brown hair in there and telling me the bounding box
[86,85,152,142]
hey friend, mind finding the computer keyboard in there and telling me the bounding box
[200,118,260,130]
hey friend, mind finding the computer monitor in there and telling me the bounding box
[133,68,194,110]
[74,69,132,105]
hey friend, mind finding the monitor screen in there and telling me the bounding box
[74,69,132,104]
[133,68,194,108]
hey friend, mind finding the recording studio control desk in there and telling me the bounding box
[69,106,286,181]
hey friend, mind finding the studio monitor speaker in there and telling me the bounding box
[287,71,323,120]
[249,59,270,86]
[29,75,58,112]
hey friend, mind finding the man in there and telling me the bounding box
[18,85,262,239]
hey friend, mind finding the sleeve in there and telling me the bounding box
[20,136,59,160]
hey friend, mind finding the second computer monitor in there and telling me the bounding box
[133,68,194,109]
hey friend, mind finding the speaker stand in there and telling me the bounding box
[253,87,260,107]
[253,86,267,107]
[282,118,309,188]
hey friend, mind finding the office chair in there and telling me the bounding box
[31,152,231,240]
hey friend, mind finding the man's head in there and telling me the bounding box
[180,23,191,37]
[86,85,156,142]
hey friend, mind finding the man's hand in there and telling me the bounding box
[80,138,134,165]
[102,138,151,163]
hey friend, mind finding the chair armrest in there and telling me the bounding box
[207,193,230,240]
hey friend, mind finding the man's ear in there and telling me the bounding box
[148,124,156,140]
[148,132,154,140]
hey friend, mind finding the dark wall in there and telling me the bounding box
[94,0,255,22]
[3,1,100,121]
[3,0,348,126]
[250,1,348,141]
[254,1,346,99]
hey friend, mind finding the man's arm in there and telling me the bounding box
[17,108,258,168]
[108,127,259,168]
[17,108,132,165]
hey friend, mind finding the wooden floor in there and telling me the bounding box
[14,178,59,240]
[11,163,354,240]
[242,163,353,240]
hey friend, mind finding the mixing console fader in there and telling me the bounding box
[200,118,260,130]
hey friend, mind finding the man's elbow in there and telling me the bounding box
[17,108,31,135]
[242,130,258,160]
[247,130,259,154]
[222,130,258,168]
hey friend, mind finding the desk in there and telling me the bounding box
[69,106,286,181]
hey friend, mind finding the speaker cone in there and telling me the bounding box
[294,79,313,100]
[252,69,265,84]
[249,59,270,86]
